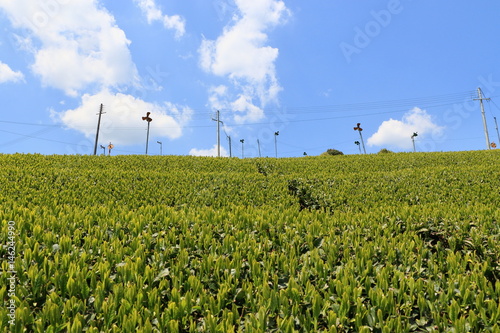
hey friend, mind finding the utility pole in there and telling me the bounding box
[240,139,244,158]
[257,139,261,157]
[474,88,491,149]
[353,123,366,154]
[274,131,279,158]
[142,112,153,155]
[212,110,222,157]
[494,117,500,146]
[93,104,105,155]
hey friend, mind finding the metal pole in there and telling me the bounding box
[240,139,244,158]
[157,141,162,155]
[354,123,366,154]
[216,110,220,157]
[274,131,279,158]
[411,133,418,153]
[108,142,114,156]
[274,136,277,157]
[142,112,153,155]
[228,136,232,158]
[257,139,261,157]
[359,131,366,154]
[475,88,491,149]
[146,121,150,155]
[93,104,105,155]
[494,117,500,146]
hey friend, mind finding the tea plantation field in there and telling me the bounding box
[1,151,499,332]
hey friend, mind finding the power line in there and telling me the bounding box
[0,128,141,154]
[0,90,489,154]
[258,90,476,115]
[0,127,57,147]
[0,120,64,127]
[0,99,478,152]
[0,128,92,148]
[488,98,500,114]
[0,90,478,128]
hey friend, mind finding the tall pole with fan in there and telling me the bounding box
[142,112,153,155]
[353,123,366,154]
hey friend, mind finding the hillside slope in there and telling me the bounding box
[1,151,499,332]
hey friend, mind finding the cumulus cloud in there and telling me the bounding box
[367,107,445,150]
[53,90,192,146]
[0,0,138,96]
[0,61,24,83]
[207,85,263,124]
[199,0,289,123]
[133,0,185,39]
[189,144,229,157]
[231,94,265,123]
[207,85,229,111]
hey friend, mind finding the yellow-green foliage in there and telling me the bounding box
[1,151,499,332]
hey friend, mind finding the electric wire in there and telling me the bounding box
[0,127,57,147]
[0,128,141,154]
[488,98,500,114]
[0,91,477,130]
[0,128,91,148]
[0,90,487,153]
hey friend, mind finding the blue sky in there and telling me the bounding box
[1,0,499,157]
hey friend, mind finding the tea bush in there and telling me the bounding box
[1,151,499,332]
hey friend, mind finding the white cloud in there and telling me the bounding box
[189,144,228,157]
[231,94,264,123]
[0,0,138,96]
[207,85,229,111]
[133,0,185,39]
[0,61,24,83]
[199,0,289,123]
[53,89,192,146]
[367,107,445,150]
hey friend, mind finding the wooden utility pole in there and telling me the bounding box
[474,88,491,149]
[93,104,105,155]
[212,110,222,157]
